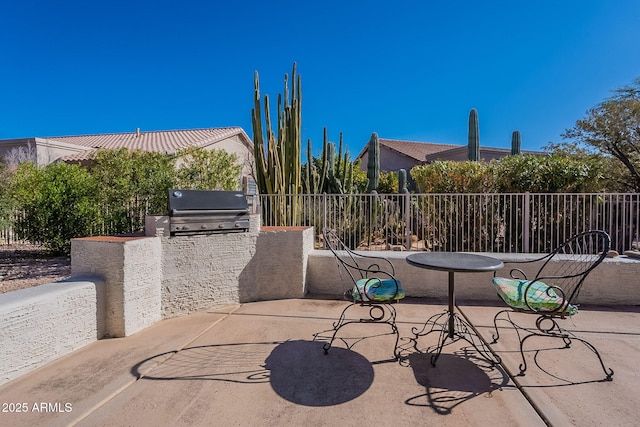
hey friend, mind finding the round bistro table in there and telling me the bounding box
[406,252,504,366]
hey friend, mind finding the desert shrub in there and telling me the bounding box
[493,154,606,193]
[10,162,101,255]
[0,161,15,230]
[377,171,399,193]
[88,148,176,235]
[175,146,241,190]
[411,155,605,194]
[410,160,495,193]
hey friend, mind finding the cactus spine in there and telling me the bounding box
[468,108,479,161]
[366,132,380,192]
[511,130,521,155]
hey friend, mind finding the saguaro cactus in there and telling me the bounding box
[398,168,408,193]
[468,108,480,161]
[511,130,521,155]
[366,132,380,192]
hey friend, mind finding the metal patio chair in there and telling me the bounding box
[320,227,405,359]
[491,230,614,380]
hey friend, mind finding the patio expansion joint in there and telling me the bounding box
[455,305,553,427]
[65,305,243,427]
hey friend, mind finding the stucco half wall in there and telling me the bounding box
[306,251,640,305]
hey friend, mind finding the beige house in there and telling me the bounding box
[356,138,458,173]
[0,127,255,183]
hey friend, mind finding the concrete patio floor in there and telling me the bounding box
[0,297,638,427]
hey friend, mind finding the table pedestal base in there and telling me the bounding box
[411,309,502,367]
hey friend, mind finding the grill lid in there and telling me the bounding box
[167,189,250,235]
[168,189,249,215]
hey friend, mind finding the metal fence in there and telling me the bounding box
[259,193,640,254]
[3,192,638,253]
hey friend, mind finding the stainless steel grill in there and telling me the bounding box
[168,189,250,236]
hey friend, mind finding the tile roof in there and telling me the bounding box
[356,138,460,162]
[379,138,459,161]
[47,127,252,162]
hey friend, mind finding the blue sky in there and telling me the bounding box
[1,1,639,156]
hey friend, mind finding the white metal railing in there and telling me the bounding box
[259,193,640,254]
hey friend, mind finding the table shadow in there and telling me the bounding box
[405,350,510,415]
[265,340,374,406]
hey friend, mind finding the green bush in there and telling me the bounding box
[88,148,176,235]
[10,162,101,255]
[493,154,606,193]
[377,171,399,193]
[411,160,495,193]
[0,161,15,230]
[175,146,242,190]
[411,155,605,193]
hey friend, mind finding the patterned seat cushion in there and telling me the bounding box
[492,277,578,315]
[352,278,405,302]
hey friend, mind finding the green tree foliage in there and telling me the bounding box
[175,146,241,191]
[562,77,640,191]
[89,148,176,235]
[10,162,101,254]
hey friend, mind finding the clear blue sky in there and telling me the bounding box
[1,1,639,156]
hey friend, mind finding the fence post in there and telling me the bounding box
[524,192,530,253]
[404,191,411,250]
[322,192,327,248]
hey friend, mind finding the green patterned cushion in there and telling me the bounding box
[492,277,578,315]
[352,278,405,302]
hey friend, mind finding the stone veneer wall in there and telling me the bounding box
[71,236,162,337]
[145,215,260,318]
[145,216,314,316]
[0,279,104,385]
[245,226,315,301]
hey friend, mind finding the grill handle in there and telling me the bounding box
[171,209,249,216]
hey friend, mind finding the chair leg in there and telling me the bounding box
[491,309,516,343]
[323,303,355,355]
[504,314,615,381]
[322,302,400,360]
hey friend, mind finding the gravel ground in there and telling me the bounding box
[0,244,71,294]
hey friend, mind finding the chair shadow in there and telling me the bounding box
[403,349,510,415]
[131,341,278,383]
[313,325,400,361]
[517,343,614,386]
[491,327,614,385]
[131,340,374,407]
